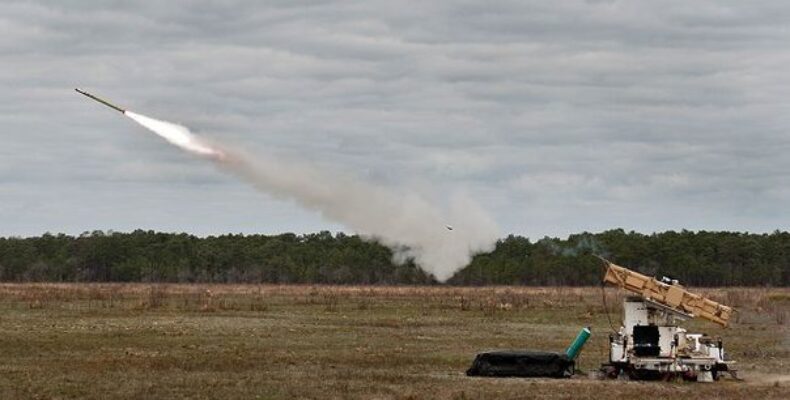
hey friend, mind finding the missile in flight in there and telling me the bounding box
[75,88,226,161]
[75,88,126,113]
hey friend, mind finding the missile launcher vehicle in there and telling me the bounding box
[598,259,737,382]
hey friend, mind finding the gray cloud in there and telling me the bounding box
[1,0,789,239]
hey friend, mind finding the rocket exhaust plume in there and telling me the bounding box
[124,111,225,160]
[76,89,499,281]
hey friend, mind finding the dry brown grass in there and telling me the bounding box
[0,284,787,399]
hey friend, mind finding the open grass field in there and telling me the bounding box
[0,284,787,399]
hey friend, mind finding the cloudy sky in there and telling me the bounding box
[1,1,789,239]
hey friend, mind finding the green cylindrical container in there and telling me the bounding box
[565,327,591,360]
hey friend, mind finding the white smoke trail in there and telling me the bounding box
[124,111,499,281]
[125,111,225,160]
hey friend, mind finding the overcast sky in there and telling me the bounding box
[1,1,789,239]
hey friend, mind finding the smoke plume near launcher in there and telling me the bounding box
[75,89,499,281]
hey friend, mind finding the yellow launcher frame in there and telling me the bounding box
[602,260,733,327]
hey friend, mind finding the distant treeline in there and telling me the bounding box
[0,229,788,286]
[451,230,790,287]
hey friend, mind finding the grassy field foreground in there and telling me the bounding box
[0,284,787,399]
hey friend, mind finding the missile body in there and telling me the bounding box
[75,88,125,113]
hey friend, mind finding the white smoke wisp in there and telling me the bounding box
[124,111,500,281]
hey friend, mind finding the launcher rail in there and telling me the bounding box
[602,260,733,327]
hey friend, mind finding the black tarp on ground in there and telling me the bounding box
[466,350,574,378]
